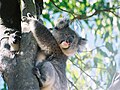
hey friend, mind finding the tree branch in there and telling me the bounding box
[50,0,120,20]
[50,0,76,18]
[73,6,120,20]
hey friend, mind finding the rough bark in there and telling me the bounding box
[0,0,41,90]
[21,0,37,17]
[3,33,40,90]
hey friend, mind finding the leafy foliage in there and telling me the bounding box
[42,0,120,90]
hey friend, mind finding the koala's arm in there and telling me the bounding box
[33,61,55,88]
[22,17,61,55]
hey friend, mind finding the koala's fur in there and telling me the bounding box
[22,15,86,90]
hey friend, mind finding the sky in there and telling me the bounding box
[0,74,4,89]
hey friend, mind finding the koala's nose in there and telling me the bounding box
[66,36,74,44]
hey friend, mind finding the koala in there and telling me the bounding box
[22,15,86,90]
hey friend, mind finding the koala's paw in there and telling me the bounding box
[33,67,45,87]
[33,67,41,78]
[21,13,35,22]
[9,31,21,44]
[21,16,28,22]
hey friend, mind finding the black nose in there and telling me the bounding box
[66,36,74,43]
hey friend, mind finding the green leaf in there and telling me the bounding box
[104,31,109,41]
[97,48,108,57]
[105,42,113,52]
[43,14,50,21]
[94,57,101,67]
[117,20,120,31]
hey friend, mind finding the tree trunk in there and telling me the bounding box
[0,0,40,90]
[3,33,40,90]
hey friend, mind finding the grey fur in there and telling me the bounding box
[22,16,86,90]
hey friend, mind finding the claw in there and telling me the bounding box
[32,67,41,78]
[21,16,28,22]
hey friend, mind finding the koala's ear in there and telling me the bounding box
[77,37,87,52]
[78,37,87,46]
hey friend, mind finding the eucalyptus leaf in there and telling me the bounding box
[105,42,113,52]
[97,48,108,57]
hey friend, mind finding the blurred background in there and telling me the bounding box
[0,0,120,90]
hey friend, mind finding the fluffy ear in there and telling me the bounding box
[78,37,87,45]
[55,18,69,30]
[78,37,87,52]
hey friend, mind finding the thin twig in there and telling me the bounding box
[70,60,104,89]
[109,10,120,18]
[82,45,105,53]
[74,56,107,70]
[67,79,79,90]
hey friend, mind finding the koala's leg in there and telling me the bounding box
[35,50,46,66]
[33,61,55,88]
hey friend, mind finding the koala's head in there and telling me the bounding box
[52,19,86,56]
[51,18,87,56]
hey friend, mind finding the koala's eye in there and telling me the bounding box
[71,35,74,38]
[65,34,68,36]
